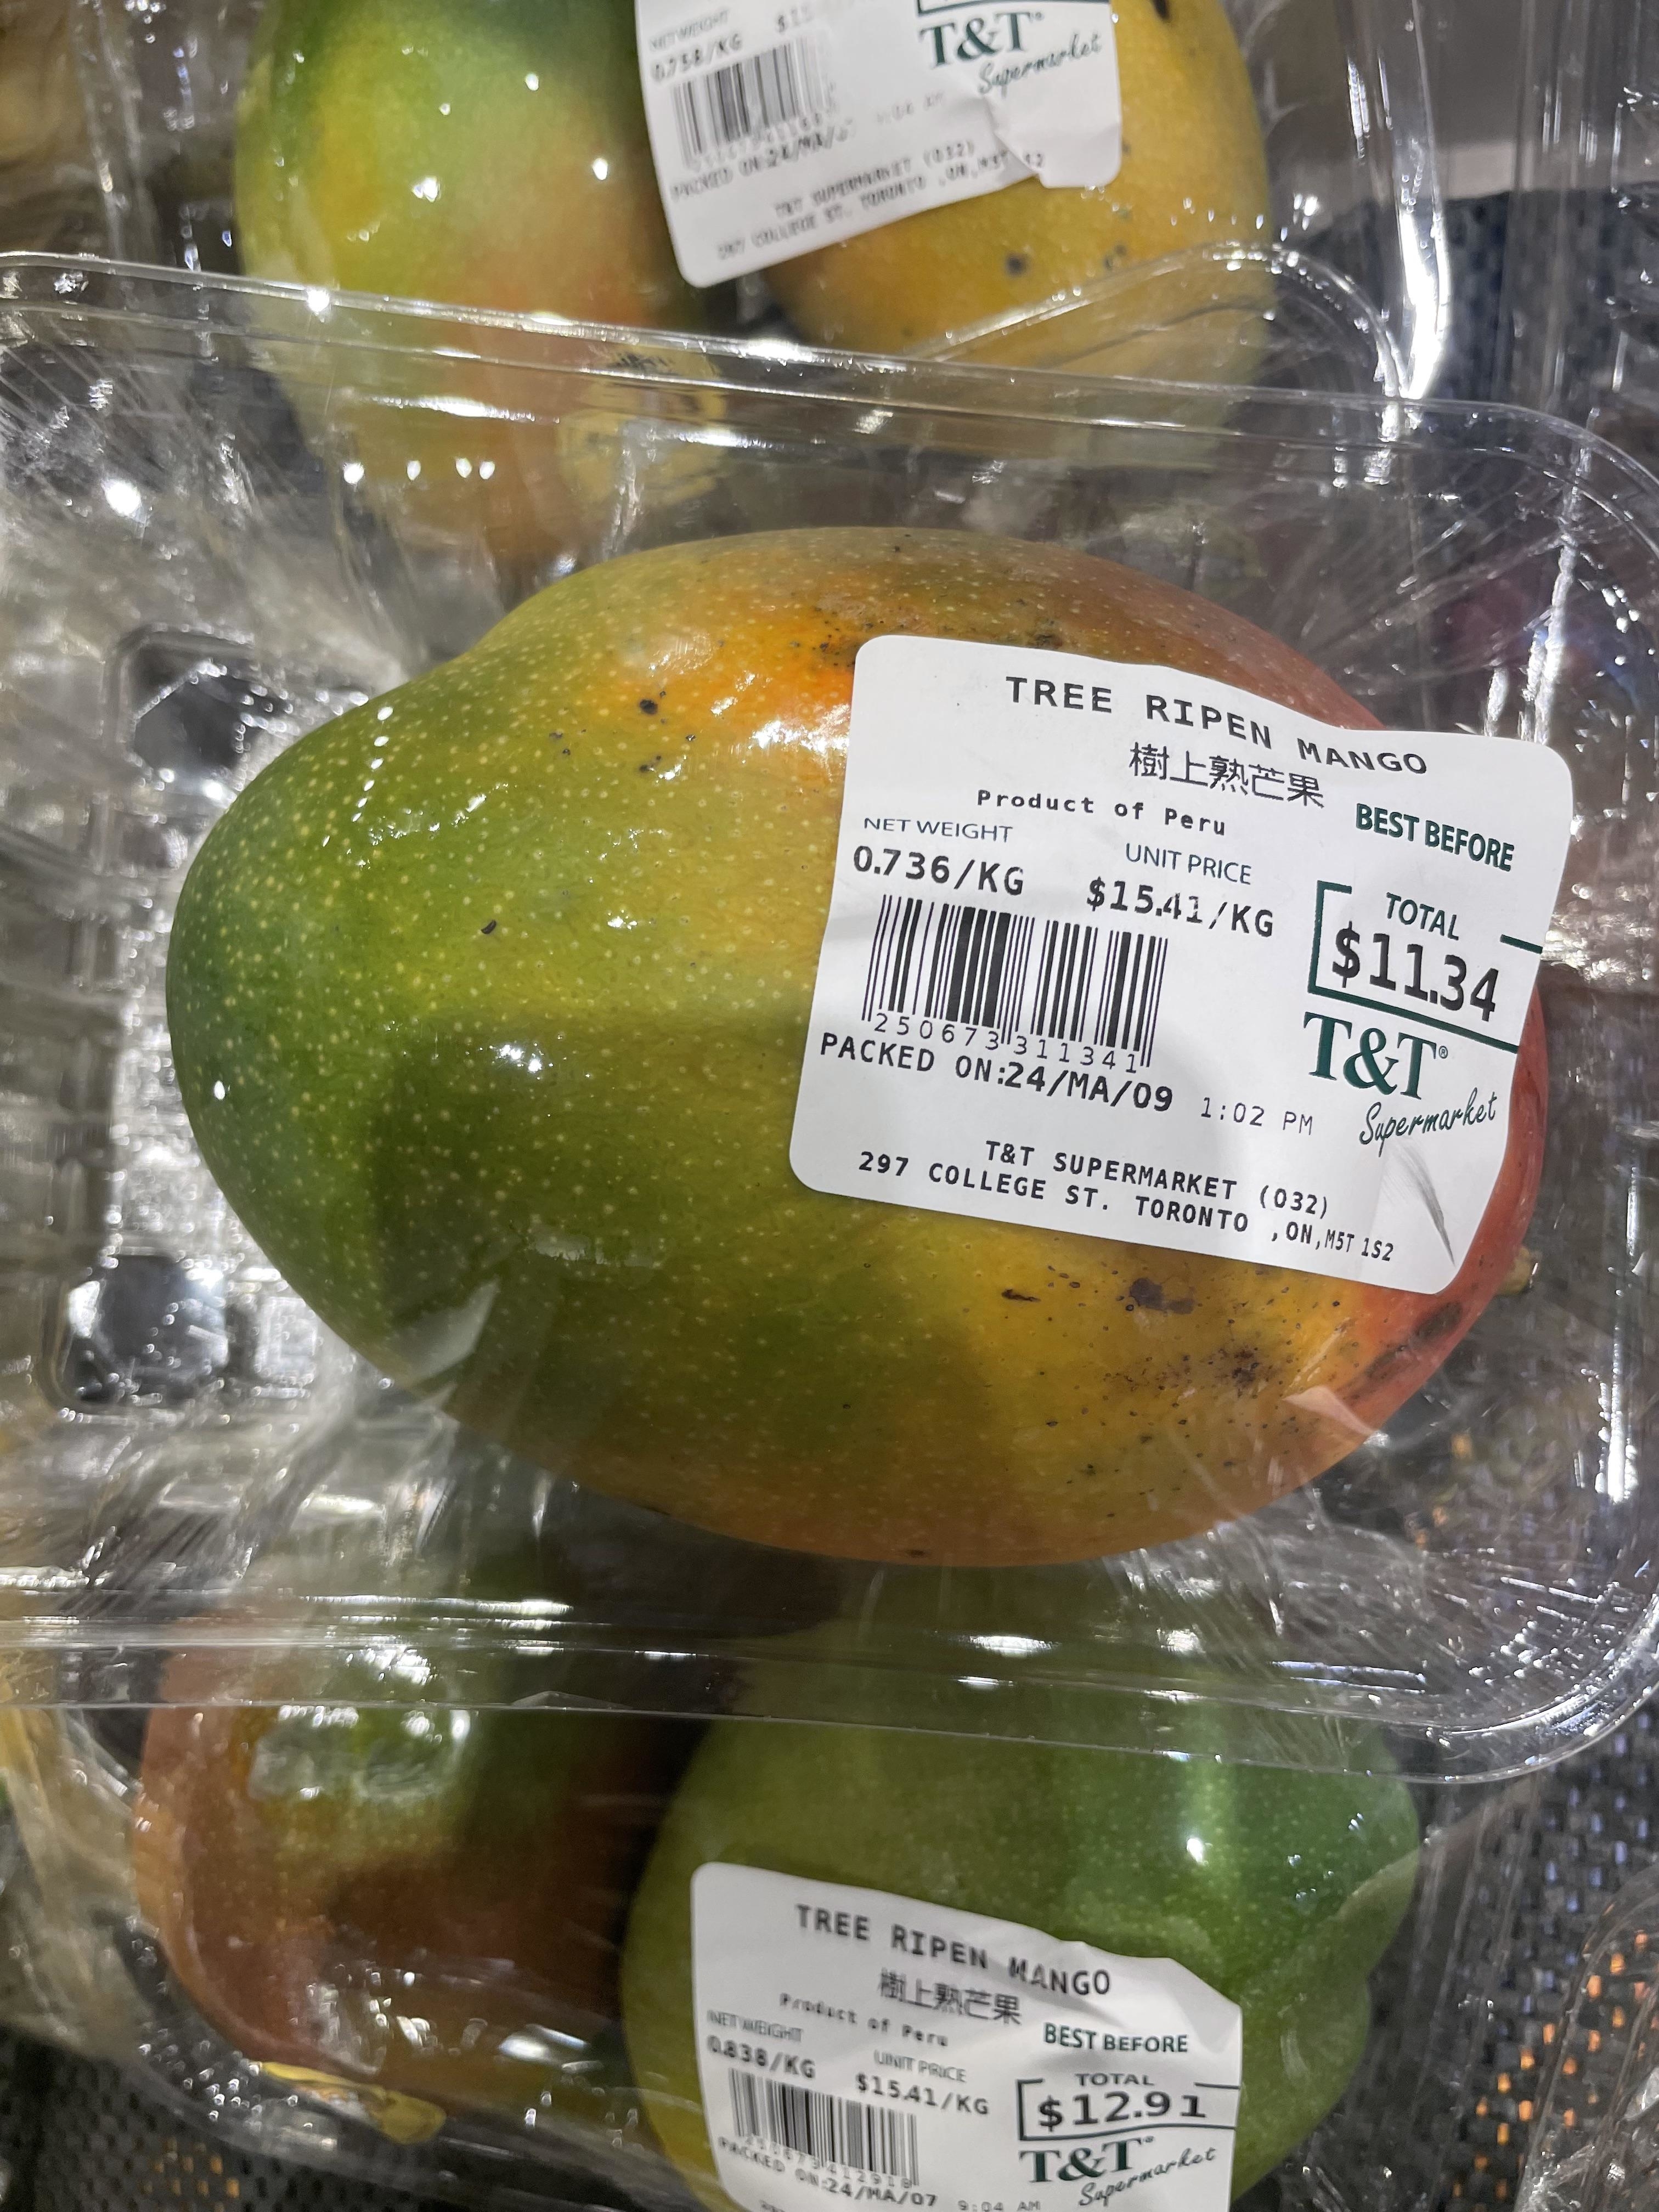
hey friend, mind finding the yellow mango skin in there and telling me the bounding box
[768,0,1269,352]
[167,529,1542,1567]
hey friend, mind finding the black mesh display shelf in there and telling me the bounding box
[1442,194,1512,401]
[0,2029,49,2202]
[1442,1703,1659,2205]
[1498,182,1659,432]
[29,2052,445,2211]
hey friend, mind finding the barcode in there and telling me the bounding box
[672,36,824,161]
[860,894,1170,1060]
[727,2069,919,2182]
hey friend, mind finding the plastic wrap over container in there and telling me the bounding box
[1499,0,1659,451]
[927,241,1399,394]
[0,256,1654,1783]
[69,0,1446,386]
[0,1694,1540,2212]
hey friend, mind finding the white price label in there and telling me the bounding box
[693,1864,1242,2212]
[789,637,1573,1296]
[635,0,1122,287]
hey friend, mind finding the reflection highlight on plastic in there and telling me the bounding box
[1605,1120,1659,1505]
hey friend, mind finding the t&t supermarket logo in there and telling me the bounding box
[914,5,1043,67]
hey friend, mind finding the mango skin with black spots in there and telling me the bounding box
[165,527,1545,1566]
[620,1652,1421,2206]
[766,0,1269,352]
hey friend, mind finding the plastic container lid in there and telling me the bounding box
[927,241,1399,394]
[0,255,1655,1780]
[0,1697,1547,2212]
[71,0,1448,385]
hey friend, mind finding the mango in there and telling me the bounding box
[233,0,715,579]
[235,0,702,331]
[166,527,1545,1566]
[620,1630,1420,2205]
[134,1650,689,2128]
[767,0,1269,352]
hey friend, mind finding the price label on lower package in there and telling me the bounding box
[635,0,1121,287]
[789,637,1573,1296]
[692,1865,1242,2212]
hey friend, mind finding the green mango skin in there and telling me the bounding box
[164,526,1542,1567]
[620,1708,1420,2206]
[235,0,706,331]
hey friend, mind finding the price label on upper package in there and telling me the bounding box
[635,0,1122,286]
[789,638,1573,1297]
[693,1865,1242,2212]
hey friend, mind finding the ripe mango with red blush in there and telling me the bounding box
[166,527,1546,1566]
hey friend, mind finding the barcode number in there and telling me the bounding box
[861,894,1170,1061]
[729,2068,920,2183]
[673,36,825,161]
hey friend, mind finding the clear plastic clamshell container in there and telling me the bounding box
[0,256,1654,1782]
[927,241,1398,394]
[70,0,1446,385]
[1500,0,1659,451]
[0,1700,1545,2212]
[1226,0,1450,394]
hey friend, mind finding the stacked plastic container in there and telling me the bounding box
[1466,4,1659,2202]
[0,4,1654,2209]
